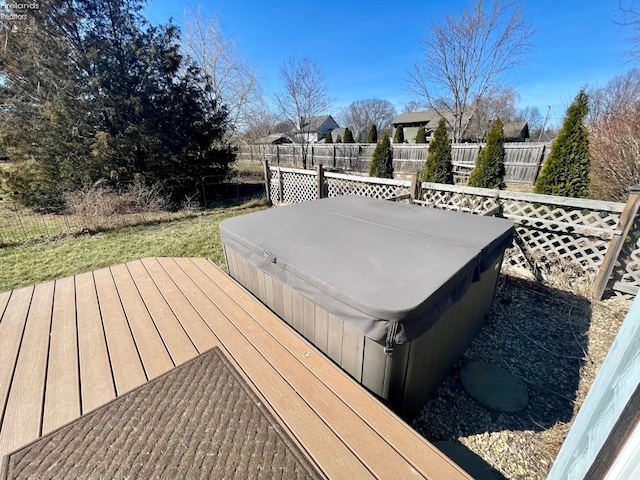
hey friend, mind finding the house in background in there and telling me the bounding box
[296,115,340,143]
[391,111,530,143]
[391,111,450,143]
[503,121,529,142]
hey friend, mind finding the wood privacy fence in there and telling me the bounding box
[263,163,640,299]
[239,142,551,185]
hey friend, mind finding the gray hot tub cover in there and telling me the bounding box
[220,196,513,344]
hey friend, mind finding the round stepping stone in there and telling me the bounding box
[460,361,529,413]
[434,441,497,480]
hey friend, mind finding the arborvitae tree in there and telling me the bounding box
[468,118,506,189]
[393,126,404,143]
[343,127,355,143]
[324,131,333,143]
[415,126,427,144]
[420,118,453,184]
[369,132,394,178]
[535,90,590,197]
[367,124,378,143]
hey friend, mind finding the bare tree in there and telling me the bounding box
[516,105,543,129]
[590,101,640,201]
[241,107,286,143]
[466,84,519,141]
[406,0,534,142]
[515,105,544,138]
[274,56,332,168]
[617,1,640,61]
[587,69,640,124]
[337,99,397,141]
[183,7,264,137]
[401,100,425,113]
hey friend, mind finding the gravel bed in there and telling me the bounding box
[411,273,632,480]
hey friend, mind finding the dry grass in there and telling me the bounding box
[0,203,268,292]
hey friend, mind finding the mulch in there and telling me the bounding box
[412,273,632,480]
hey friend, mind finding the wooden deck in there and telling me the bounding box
[0,258,469,479]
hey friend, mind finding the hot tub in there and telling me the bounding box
[220,195,513,416]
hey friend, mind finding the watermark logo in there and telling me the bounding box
[0,1,39,31]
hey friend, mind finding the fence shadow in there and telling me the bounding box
[413,274,592,440]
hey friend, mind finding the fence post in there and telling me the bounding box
[410,174,420,203]
[592,186,640,299]
[317,164,325,199]
[277,168,284,204]
[262,159,272,206]
[532,144,546,186]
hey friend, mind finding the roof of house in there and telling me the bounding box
[503,121,529,140]
[300,115,339,132]
[391,111,443,126]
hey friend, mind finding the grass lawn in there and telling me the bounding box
[0,205,267,293]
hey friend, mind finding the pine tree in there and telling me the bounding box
[393,126,404,143]
[369,132,394,178]
[324,131,333,143]
[0,0,235,209]
[367,124,378,143]
[420,118,453,184]
[534,90,590,197]
[343,127,354,143]
[415,126,427,144]
[468,119,506,189]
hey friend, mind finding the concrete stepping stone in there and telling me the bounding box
[434,441,497,480]
[460,361,529,413]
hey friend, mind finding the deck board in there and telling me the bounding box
[126,260,198,365]
[0,258,470,479]
[140,258,218,353]
[0,287,32,432]
[43,276,80,434]
[0,282,53,457]
[0,291,11,320]
[93,267,147,395]
[76,271,115,413]
[110,263,174,380]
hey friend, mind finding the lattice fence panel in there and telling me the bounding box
[514,226,609,271]
[500,199,620,281]
[417,188,500,215]
[269,176,280,204]
[280,172,316,203]
[609,214,640,297]
[503,244,533,277]
[501,199,620,233]
[326,178,410,200]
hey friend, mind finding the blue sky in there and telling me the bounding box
[145,1,634,127]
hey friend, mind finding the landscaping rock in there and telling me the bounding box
[460,360,529,413]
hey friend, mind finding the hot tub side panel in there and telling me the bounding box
[225,246,503,417]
